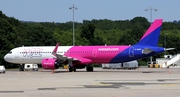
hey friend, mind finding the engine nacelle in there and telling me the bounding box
[42,58,60,70]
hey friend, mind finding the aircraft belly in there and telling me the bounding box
[90,56,112,63]
[22,57,43,64]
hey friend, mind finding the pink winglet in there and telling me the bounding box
[52,42,60,55]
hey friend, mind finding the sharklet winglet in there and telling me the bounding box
[52,42,60,56]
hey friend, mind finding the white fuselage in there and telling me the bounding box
[4,46,72,64]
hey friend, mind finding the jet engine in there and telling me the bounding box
[42,58,60,70]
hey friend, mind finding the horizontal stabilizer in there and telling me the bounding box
[142,48,154,54]
[165,48,175,51]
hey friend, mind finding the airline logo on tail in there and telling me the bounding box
[137,19,162,46]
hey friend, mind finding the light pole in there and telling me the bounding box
[164,33,167,55]
[145,6,157,23]
[69,4,78,46]
[145,6,157,63]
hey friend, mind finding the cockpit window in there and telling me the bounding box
[8,51,12,54]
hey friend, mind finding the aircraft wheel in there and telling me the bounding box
[69,66,73,72]
[19,68,24,71]
[73,67,76,72]
[69,66,76,72]
[19,64,24,71]
[86,66,93,72]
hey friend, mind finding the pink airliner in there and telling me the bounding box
[4,19,165,72]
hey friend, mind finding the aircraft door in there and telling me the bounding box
[66,50,70,56]
[15,51,19,58]
[129,47,134,57]
[92,49,97,57]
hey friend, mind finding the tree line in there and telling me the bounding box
[0,10,180,68]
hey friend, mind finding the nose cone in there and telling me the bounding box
[4,54,11,63]
[4,54,8,62]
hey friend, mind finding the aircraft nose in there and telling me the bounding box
[4,54,9,62]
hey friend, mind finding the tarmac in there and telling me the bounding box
[0,67,180,97]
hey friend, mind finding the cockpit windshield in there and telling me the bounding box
[8,51,12,54]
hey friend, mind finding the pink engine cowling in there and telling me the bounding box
[42,58,59,70]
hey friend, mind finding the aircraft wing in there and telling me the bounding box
[55,53,79,61]
[55,53,92,64]
[51,43,92,64]
[51,43,79,61]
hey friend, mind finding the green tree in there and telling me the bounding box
[80,23,96,45]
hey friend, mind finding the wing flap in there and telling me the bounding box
[56,54,79,61]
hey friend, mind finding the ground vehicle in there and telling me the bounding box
[24,64,38,71]
[102,60,138,70]
[147,61,162,68]
[0,65,6,74]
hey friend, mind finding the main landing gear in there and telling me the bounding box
[68,60,76,72]
[19,64,25,71]
[86,65,93,72]
[68,60,94,72]
[68,65,93,72]
[68,65,76,72]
